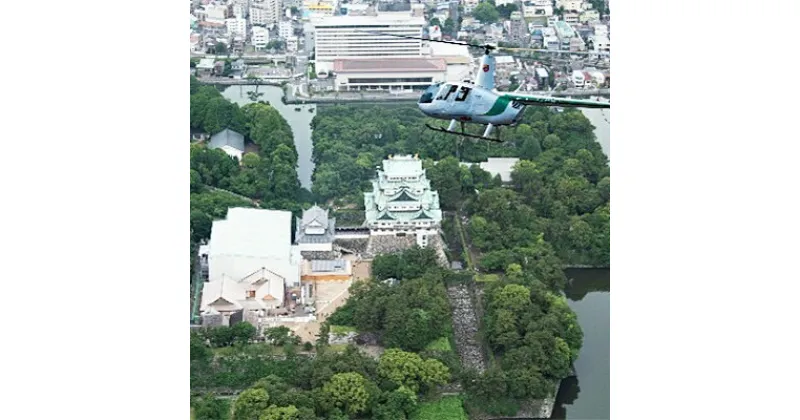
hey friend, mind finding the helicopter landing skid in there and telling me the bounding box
[425,124,503,143]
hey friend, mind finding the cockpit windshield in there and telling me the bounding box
[419,83,441,104]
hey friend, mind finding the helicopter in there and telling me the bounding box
[372,34,610,142]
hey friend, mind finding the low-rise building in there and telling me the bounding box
[226,17,247,38]
[333,58,447,92]
[279,20,293,39]
[286,35,298,52]
[196,57,215,76]
[252,26,269,49]
[204,4,229,23]
[295,205,336,253]
[208,128,246,161]
[580,9,600,23]
[200,208,302,318]
[460,158,520,183]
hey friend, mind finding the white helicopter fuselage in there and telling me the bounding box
[417,82,526,127]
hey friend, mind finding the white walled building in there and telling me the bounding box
[208,129,246,161]
[286,35,299,52]
[226,18,247,38]
[333,58,446,91]
[460,158,521,183]
[364,155,443,247]
[278,20,293,39]
[252,25,270,49]
[580,9,600,23]
[312,12,426,73]
[563,11,580,24]
[522,0,553,18]
[232,3,248,19]
[201,208,302,314]
[250,0,281,26]
[556,0,584,12]
[461,0,479,14]
[204,4,229,23]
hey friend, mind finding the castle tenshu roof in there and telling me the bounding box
[364,155,442,224]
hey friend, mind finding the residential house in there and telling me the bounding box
[208,128,246,161]
[231,59,246,78]
[196,57,215,76]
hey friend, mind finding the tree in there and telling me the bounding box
[231,321,257,344]
[259,405,300,420]
[190,210,213,243]
[214,42,228,56]
[427,156,463,210]
[443,18,455,36]
[192,394,230,420]
[264,326,301,347]
[233,388,271,420]
[377,349,450,393]
[322,372,371,417]
[473,2,500,24]
[496,4,518,19]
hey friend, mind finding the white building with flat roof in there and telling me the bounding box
[460,157,521,183]
[204,4,229,23]
[312,12,426,73]
[556,0,584,12]
[232,3,248,19]
[202,208,301,311]
[286,35,298,52]
[226,18,247,38]
[250,0,281,26]
[333,58,446,91]
[278,20,293,39]
[252,26,269,49]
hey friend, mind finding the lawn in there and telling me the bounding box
[425,336,452,352]
[411,396,467,420]
[212,343,284,357]
[327,343,349,353]
[330,325,357,335]
[475,273,500,283]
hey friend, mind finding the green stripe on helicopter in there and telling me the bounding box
[484,95,512,116]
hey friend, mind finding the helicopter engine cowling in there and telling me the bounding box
[476,54,495,91]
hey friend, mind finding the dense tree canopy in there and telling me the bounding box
[328,251,452,353]
[473,2,500,24]
[309,103,609,266]
[309,104,517,204]
[190,77,306,246]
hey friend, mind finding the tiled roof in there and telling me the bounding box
[334,58,447,73]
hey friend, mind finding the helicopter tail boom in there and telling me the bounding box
[501,93,610,109]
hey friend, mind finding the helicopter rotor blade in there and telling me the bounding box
[496,46,610,57]
[363,31,494,51]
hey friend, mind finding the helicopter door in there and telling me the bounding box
[453,86,472,115]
